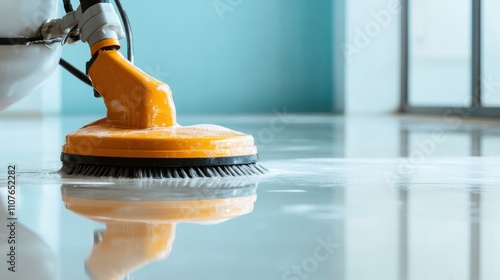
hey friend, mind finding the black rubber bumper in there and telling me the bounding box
[61,153,259,167]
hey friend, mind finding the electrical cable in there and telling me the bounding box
[114,0,134,63]
[63,0,74,13]
[0,36,64,45]
[59,1,92,87]
[59,58,92,86]
[59,0,134,87]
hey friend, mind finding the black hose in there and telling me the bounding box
[59,58,93,87]
[0,35,63,45]
[59,0,134,88]
[114,0,134,63]
[63,0,74,13]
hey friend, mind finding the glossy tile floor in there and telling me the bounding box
[1,114,500,280]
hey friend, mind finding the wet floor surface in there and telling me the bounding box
[1,114,500,280]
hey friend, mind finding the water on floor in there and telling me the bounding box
[0,114,500,280]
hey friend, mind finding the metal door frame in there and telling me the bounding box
[399,0,500,117]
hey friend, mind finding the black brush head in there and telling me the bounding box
[60,153,268,178]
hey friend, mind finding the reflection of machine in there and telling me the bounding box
[1,0,264,178]
[61,179,258,280]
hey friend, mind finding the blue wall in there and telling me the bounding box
[61,0,333,115]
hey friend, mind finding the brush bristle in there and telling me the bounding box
[60,162,268,178]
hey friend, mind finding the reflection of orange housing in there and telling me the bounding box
[62,193,256,280]
[63,196,256,222]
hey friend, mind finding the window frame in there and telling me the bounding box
[399,0,499,117]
